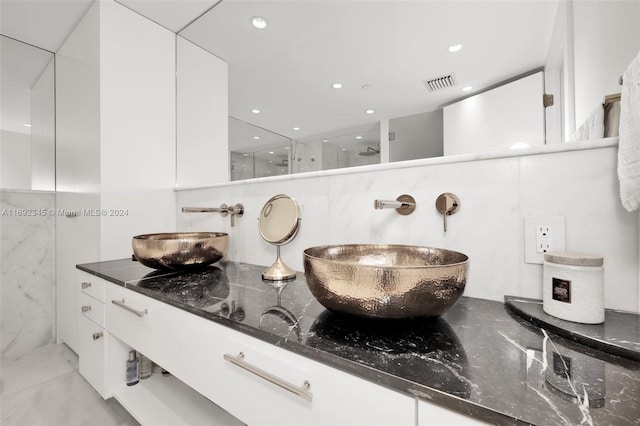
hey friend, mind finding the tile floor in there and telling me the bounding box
[1,344,138,426]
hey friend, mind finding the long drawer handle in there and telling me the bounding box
[111,299,147,317]
[224,352,312,401]
[81,305,92,313]
[81,282,91,289]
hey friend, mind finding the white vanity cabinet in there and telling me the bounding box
[97,281,414,425]
[77,271,109,398]
[78,274,483,425]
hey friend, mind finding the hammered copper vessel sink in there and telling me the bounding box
[303,244,469,319]
[132,232,228,270]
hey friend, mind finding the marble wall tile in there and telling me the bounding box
[176,145,639,312]
[519,147,639,312]
[1,191,56,359]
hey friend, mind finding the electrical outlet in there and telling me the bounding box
[535,225,552,254]
[524,216,565,264]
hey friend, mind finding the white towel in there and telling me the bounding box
[571,105,605,141]
[618,51,640,212]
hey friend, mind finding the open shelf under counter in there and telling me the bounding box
[112,373,243,426]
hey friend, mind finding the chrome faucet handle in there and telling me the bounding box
[435,193,460,232]
[228,203,244,227]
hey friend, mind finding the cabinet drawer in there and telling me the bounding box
[78,316,109,398]
[80,292,105,327]
[105,284,158,356]
[78,270,105,302]
[215,333,415,426]
[150,306,414,426]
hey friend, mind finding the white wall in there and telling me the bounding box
[389,110,443,162]
[572,0,640,129]
[176,140,639,313]
[176,36,229,187]
[0,130,31,189]
[443,72,545,155]
[99,0,176,260]
[30,59,55,191]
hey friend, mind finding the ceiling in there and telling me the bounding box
[0,0,559,146]
[180,0,560,141]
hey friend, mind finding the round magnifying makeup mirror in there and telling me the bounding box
[259,194,302,281]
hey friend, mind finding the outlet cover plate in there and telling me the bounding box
[524,216,565,264]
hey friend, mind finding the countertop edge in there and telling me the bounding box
[504,295,640,362]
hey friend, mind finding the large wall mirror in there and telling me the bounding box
[177,0,639,183]
[0,35,55,191]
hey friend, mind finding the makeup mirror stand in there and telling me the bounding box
[262,246,297,281]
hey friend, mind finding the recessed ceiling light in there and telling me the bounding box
[448,44,462,53]
[242,153,249,157]
[253,136,260,140]
[461,86,473,92]
[292,127,300,131]
[356,136,363,140]
[268,151,274,154]
[251,108,260,114]
[332,83,343,89]
[284,146,290,150]
[341,148,348,151]
[510,142,530,150]
[365,109,375,114]
[269,160,273,163]
[322,139,328,143]
[23,123,32,127]
[251,16,268,29]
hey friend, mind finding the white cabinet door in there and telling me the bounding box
[56,193,100,353]
[417,400,487,425]
[78,315,109,398]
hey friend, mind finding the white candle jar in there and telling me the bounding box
[542,252,604,324]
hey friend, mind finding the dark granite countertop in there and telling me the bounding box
[506,296,640,362]
[77,259,640,426]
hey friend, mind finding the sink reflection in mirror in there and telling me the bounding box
[136,266,230,308]
[306,310,470,398]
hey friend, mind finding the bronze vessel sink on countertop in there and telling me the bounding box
[303,244,469,319]
[132,232,228,271]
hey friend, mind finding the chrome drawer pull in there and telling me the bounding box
[81,282,91,289]
[111,299,147,317]
[93,332,103,340]
[224,352,312,401]
[81,305,92,313]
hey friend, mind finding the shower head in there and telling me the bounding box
[359,147,380,156]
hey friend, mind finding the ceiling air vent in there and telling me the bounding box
[423,74,456,92]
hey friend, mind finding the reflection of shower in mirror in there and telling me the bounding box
[359,146,380,156]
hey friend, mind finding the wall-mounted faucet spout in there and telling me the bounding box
[182,203,244,227]
[373,194,416,215]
